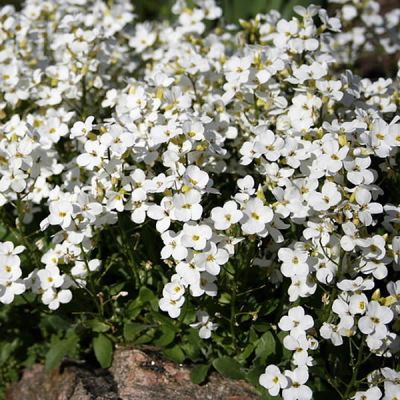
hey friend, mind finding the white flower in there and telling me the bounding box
[237,176,255,195]
[348,293,368,315]
[344,157,374,185]
[278,306,314,336]
[190,272,218,297]
[282,367,312,400]
[253,126,285,162]
[353,387,382,400]
[48,200,73,229]
[320,323,343,346]
[319,140,348,173]
[70,116,94,139]
[106,191,125,212]
[283,333,313,366]
[259,365,288,396]
[211,200,243,230]
[0,280,26,304]
[161,230,188,261]
[278,248,309,278]
[183,165,209,190]
[193,242,229,276]
[176,261,201,286]
[224,56,251,83]
[0,241,25,256]
[340,221,359,252]
[181,223,212,251]
[129,23,157,52]
[71,259,101,282]
[357,235,386,261]
[368,119,394,158]
[150,123,181,146]
[189,311,218,339]
[241,198,273,235]
[159,293,185,319]
[42,288,73,310]
[308,181,341,211]
[76,140,106,170]
[0,253,22,283]
[163,279,185,301]
[355,188,383,226]
[383,382,400,400]
[171,190,203,222]
[147,197,173,233]
[337,277,375,293]
[288,275,316,302]
[358,301,393,338]
[37,266,64,290]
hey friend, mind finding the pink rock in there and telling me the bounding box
[6,346,259,400]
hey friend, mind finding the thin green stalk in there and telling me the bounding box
[117,214,141,289]
[230,278,237,350]
[78,243,104,317]
[343,336,366,399]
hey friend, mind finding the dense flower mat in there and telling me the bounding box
[0,0,399,399]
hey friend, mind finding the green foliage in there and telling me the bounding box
[212,356,244,380]
[190,364,210,384]
[254,331,276,364]
[45,332,79,370]
[164,345,186,363]
[134,0,328,22]
[93,334,113,369]
[2,201,397,397]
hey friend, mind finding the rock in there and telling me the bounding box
[110,346,259,400]
[6,346,259,400]
[6,362,119,400]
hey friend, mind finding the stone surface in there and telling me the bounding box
[6,362,119,400]
[6,346,259,400]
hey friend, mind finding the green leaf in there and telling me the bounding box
[134,328,156,345]
[154,326,176,347]
[46,315,71,331]
[139,287,158,311]
[109,282,126,296]
[93,334,113,368]
[262,299,280,316]
[125,299,142,319]
[0,223,16,242]
[164,345,185,363]
[123,322,149,341]
[228,0,281,22]
[190,364,210,384]
[0,339,18,365]
[45,333,79,370]
[237,342,255,362]
[86,319,110,333]
[212,357,244,380]
[246,365,265,386]
[150,310,175,327]
[126,287,157,318]
[249,327,258,342]
[219,292,232,304]
[139,287,155,303]
[253,322,269,333]
[181,341,201,360]
[255,331,276,362]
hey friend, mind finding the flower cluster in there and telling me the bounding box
[0,241,25,304]
[0,0,399,398]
